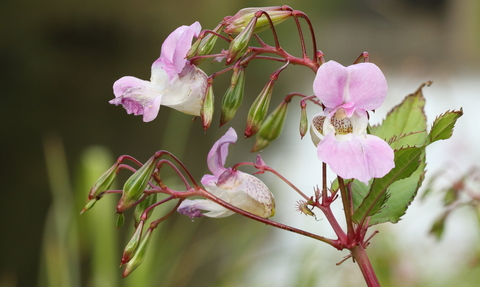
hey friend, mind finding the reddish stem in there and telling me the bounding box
[351,244,380,287]
[197,188,341,248]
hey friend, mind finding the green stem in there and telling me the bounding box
[338,177,355,242]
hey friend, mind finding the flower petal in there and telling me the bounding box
[206,128,237,177]
[317,133,394,184]
[110,76,163,122]
[313,61,348,109]
[233,172,275,218]
[344,63,387,111]
[153,22,201,83]
[177,199,234,218]
[150,63,169,87]
[160,65,207,116]
[171,22,201,72]
[313,61,388,112]
[201,170,275,218]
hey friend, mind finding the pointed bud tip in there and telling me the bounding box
[219,114,230,127]
[251,138,270,152]
[120,255,130,267]
[225,57,235,66]
[244,127,257,138]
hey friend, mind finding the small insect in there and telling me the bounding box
[295,200,318,221]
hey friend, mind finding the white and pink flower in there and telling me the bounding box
[110,22,208,122]
[178,128,275,218]
[310,61,394,184]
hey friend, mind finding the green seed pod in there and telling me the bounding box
[133,193,157,228]
[244,80,274,138]
[120,221,145,266]
[224,6,293,35]
[299,104,308,139]
[201,83,215,131]
[80,198,97,214]
[117,156,157,213]
[220,66,246,126]
[122,227,154,277]
[225,16,257,65]
[116,213,125,229]
[251,100,288,152]
[189,23,223,66]
[88,162,119,200]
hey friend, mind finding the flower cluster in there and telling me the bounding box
[84,7,463,283]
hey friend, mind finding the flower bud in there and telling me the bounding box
[80,198,97,214]
[225,16,257,65]
[133,193,157,228]
[116,213,125,229]
[188,23,223,66]
[220,65,246,126]
[201,83,215,131]
[117,156,157,213]
[244,80,274,138]
[251,100,288,152]
[299,103,308,139]
[224,6,293,34]
[88,162,119,200]
[120,221,144,266]
[122,227,154,277]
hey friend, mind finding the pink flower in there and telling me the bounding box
[178,128,275,218]
[110,22,208,122]
[310,61,394,184]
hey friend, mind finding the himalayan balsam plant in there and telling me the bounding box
[82,6,463,286]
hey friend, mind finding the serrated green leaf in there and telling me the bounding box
[369,151,426,225]
[371,82,429,149]
[427,109,463,144]
[352,147,424,224]
[351,180,370,211]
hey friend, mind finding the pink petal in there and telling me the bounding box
[200,174,217,189]
[171,22,201,72]
[142,95,162,122]
[178,199,233,218]
[112,76,147,98]
[153,22,201,83]
[313,61,388,112]
[362,134,395,178]
[313,61,348,109]
[317,133,394,184]
[344,63,387,111]
[110,76,163,122]
[206,128,238,177]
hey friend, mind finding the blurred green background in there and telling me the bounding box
[2,0,480,286]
